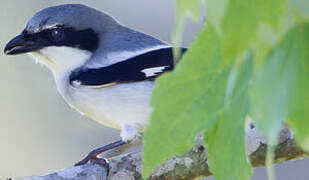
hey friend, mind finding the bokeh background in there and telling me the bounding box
[0,0,308,179]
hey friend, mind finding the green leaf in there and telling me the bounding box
[143,24,254,180]
[248,23,307,180]
[291,0,309,19]
[144,1,309,179]
[176,0,203,24]
[250,25,299,145]
[174,0,204,57]
[205,54,253,180]
[174,0,205,49]
[221,0,288,62]
[286,23,309,151]
[205,0,229,31]
[142,23,225,178]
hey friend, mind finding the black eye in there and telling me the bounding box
[50,29,64,41]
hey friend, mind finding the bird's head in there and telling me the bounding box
[4,4,119,73]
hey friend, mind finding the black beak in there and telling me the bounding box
[4,34,42,55]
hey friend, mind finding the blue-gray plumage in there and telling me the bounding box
[4,4,187,166]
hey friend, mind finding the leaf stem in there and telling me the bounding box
[266,144,276,180]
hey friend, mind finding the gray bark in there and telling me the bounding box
[11,126,307,180]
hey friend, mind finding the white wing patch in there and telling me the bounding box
[141,66,168,77]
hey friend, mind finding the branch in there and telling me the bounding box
[13,126,307,180]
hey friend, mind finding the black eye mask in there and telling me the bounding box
[23,26,99,52]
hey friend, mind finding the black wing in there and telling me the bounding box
[69,47,187,86]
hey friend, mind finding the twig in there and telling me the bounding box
[12,126,307,180]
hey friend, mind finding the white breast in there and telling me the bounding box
[65,81,154,131]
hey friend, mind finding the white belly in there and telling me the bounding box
[65,81,154,131]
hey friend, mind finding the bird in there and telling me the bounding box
[4,4,186,166]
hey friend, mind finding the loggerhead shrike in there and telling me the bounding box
[4,4,186,166]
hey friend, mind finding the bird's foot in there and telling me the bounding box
[75,154,110,169]
[74,140,125,166]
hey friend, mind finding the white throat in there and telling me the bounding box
[29,46,92,96]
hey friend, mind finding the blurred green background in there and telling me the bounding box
[0,0,308,179]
